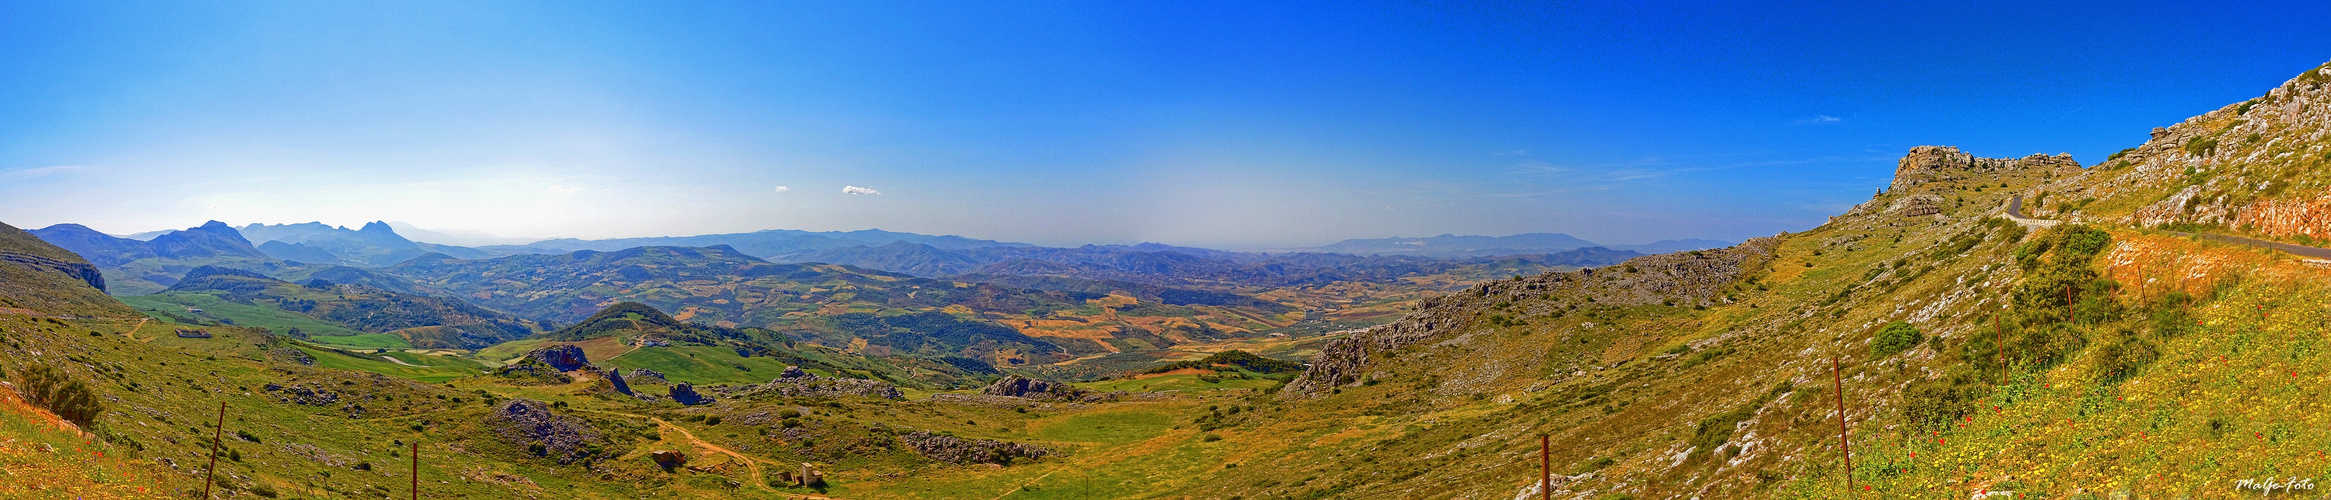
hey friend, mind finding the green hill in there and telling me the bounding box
[127,265,538,349]
[0,221,132,317]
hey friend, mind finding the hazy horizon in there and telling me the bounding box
[5,2,2329,248]
[64,218,1730,252]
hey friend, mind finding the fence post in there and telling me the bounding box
[203,401,225,499]
[1833,356,1853,496]
[412,440,420,500]
[1539,434,1550,500]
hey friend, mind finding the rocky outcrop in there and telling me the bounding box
[521,345,590,372]
[0,252,106,293]
[649,450,687,470]
[604,369,634,396]
[625,368,667,384]
[483,399,603,464]
[755,366,904,400]
[1283,237,1781,397]
[979,375,1116,402]
[669,382,712,406]
[263,382,340,406]
[494,358,574,385]
[1888,146,2080,193]
[898,431,1050,465]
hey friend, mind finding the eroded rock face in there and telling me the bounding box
[484,399,603,464]
[898,431,1049,465]
[522,345,590,372]
[1282,237,1781,397]
[757,367,904,400]
[669,382,712,406]
[1889,146,2080,193]
[0,252,106,292]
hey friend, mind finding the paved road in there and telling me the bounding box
[2170,231,2331,260]
[2003,195,2059,228]
[2004,195,2331,260]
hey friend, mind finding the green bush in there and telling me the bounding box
[10,364,104,428]
[1900,369,1986,431]
[1870,321,1923,357]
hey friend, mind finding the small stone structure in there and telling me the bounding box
[174,329,211,338]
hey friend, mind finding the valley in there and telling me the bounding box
[4,42,2331,500]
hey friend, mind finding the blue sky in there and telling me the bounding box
[2,1,2327,248]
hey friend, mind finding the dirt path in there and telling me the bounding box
[579,408,791,495]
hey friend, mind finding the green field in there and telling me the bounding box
[1075,370,1286,393]
[121,292,413,348]
[294,345,485,383]
[600,346,795,385]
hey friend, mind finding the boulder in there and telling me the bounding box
[898,431,1050,465]
[483,399,603,464]
[669,382,712,406]
[521,345,590,372]
[649,450,687,470]
[604,369,634,396]
[779,365,810,379]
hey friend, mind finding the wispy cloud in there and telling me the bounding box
[546,184,582,195]
[0,165,85,181]
[772,185,790,193]
[1792,115,1844,125]
[842,185,882,195]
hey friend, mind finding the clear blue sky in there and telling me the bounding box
[2,1,2327,248]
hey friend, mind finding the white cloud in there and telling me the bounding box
[1,165,85,181]
[546,184,583,195]
[842,185,881,195]
[772,185,790,193]
[1792,115,1844,125]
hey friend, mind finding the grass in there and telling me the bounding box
[601,346,797,385]
[294,345,484,383]
[1074,370,1285,393]
[120,292,412,348]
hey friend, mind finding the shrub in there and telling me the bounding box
[1870,321,1923,357]
[705,416,723,426]
[10,365,103,428]
[1901,369,1987,431]
[2093,329,2159,385]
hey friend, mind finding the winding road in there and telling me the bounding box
[2004,194,2331,260]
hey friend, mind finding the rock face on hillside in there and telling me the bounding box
[1282,237,1782,397]
[0,252,105,293]
[522,345,590,371]
[603,368,635,396]
[484,399,603,464]
[898,431,1050,465]
[2116,60,2331,237]
[1889,146,2081,193]
[753,366,905,400]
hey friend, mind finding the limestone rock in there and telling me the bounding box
[898,431,1049,465]
[483,399,603,464]
[669,382,712,406]
[757,369,904,400]
[521,345,590,372]
[978,375,1116,402]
